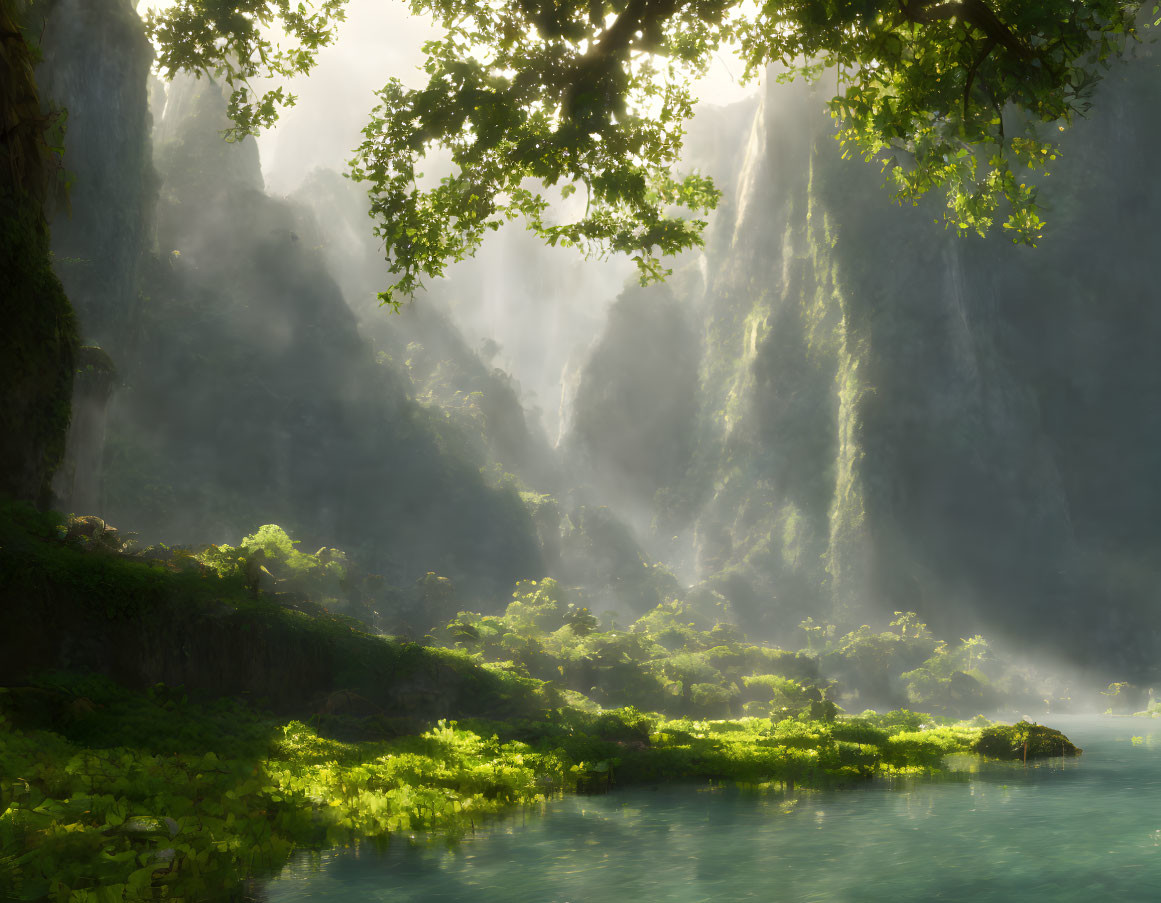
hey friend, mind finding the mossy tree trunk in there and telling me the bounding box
[0,0,77,507]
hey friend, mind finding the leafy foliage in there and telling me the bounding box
[201,524,354,609]
[802,613,1063,716]
[0,684,578,901]
[433,583,1071,722]
[145,0,349,138]
[0,503,554,725]
[0,501,241,621]
[760,0,1144,245]
[973,720,1081,759]
[144,0,1148,303]
[434,582,831,718]
[0,509,1088,900]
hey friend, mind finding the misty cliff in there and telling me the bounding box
[35,6,542,613]
[582,55,1161,677]
[35,0,153,361]
[105,75,541,606]
[30,0,1161,679]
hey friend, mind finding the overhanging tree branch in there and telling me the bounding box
[899,0,1030,59]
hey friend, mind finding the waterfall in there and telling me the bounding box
[730,91,767,248]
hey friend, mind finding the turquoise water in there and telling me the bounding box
[264,717,1161,902]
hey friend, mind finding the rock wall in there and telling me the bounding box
[32,6,545,612]
[99,75,543,605]
[36,0,154,359]
[0,0,77,507]
[668,51,1161,677]
[33,0,155,511]
[565,284,700,511]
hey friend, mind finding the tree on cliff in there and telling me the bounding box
[149,0,1150,305]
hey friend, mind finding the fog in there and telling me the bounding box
[249,0,757,441]
[23,11,1161,903]
[39,0,1161,712]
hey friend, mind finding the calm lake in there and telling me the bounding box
[264,717,1161,902]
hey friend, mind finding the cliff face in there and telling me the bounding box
[32,9,543,611]
[672,52,1161,675]
[36,0,154,360]
[97,75,542,605]
[566,284,700,511]
[288,168,564,499]
[27,0,1161,672]
[0,0,76,507]
[32,0,154,512]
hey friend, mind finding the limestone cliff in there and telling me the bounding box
[97,75,543,606]
[31,8,544,612]
[36,0,154,359]
[657,53,1161,677]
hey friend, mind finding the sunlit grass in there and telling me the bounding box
[0,681,990,901]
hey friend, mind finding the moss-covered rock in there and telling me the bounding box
[664,53,1161,676]
[973,721,1081,760]
[0,503,547,721]
[0,193,76,507]
[0,0,78,507]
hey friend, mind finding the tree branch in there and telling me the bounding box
[899,0,1029,60]
[560,0,687,126]
[963,35,997,120]
[586,0,684,65]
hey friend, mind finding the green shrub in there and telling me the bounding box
[973,721,1081,759]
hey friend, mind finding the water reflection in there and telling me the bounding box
[264,717,1161,902]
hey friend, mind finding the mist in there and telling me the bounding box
[30,0,1161,712]
[14,3,1161,897]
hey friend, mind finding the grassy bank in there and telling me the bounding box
[0,504,1076,900]
[1,674,993,902]
[0,503,547,721]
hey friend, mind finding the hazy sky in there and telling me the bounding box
[252,0,760,194]
[227,0,761,442]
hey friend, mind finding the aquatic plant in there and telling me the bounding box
[0,683,577,901]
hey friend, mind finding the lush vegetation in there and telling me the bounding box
[4,0,1156,898]
[0,502,555,723]
[433,579,1070,720]
[1,506,1093,901]
[974,720,1081,759]
[1,670,993,902]
[47,507,1062,720]
[0,672,579,902]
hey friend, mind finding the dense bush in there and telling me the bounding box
[973,721,1082,760]
[432,585,830,719]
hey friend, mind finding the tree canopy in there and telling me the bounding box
[147,0,1153,304]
